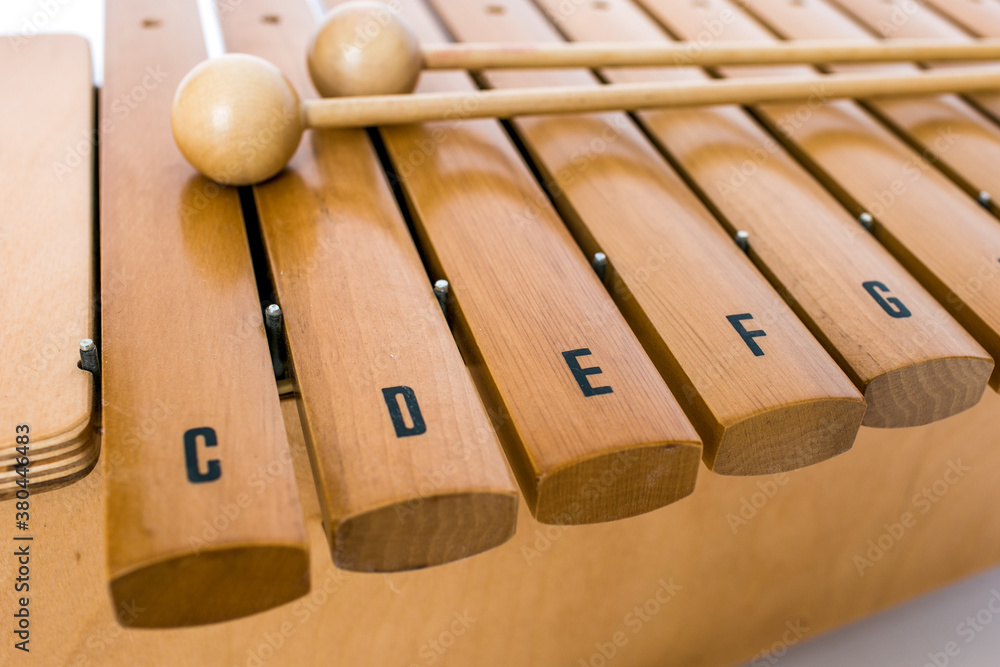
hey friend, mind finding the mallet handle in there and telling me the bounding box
[419,38,1000,69]
[303,65,1000,129]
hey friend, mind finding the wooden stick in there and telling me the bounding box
[420,37,1000,70]
[171,56,1000,184]
[303,65,1000,128]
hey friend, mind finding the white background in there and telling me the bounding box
[4,0,1000,665]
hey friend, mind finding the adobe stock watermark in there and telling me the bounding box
[604,242,675,307]
[545,0,734,65]
[713,126,785,198]
[187,446,296,554]
[233,566,352,667]
[53,65,168,179]
[338,0,403,60]
[863,126,959,220]
[944,255,1000,317]
[179,104,298,205]
[854,459,970,576]
[502,241,674,373]
[64,600,144,666]
[56,396,177,517]
[386,389,504,529]
[921,588,1000,667]
[577,578,682,666]
[771,82,831,137]
[725,473,790,534]
[663,8,737,66]
[509,113,631,234]
[869,0,922,38]
[215,0,249,20]
[520,451,640,565]
[406,611,477,666]
[392,450,484,526]
[747,619,810,667]
[7,0,76,53]
[15,264,132,380]
[383,87,491,183]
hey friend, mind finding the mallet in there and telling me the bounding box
[304,1,1000,98]
[171,1,1000,185]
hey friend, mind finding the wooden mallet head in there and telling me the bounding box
[307,0,423,98]
[172,2,420,185]
[171,1,1000,186]
[171,53,304,186]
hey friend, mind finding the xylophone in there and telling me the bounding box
[4,0,1000,664]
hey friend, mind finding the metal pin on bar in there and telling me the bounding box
[734,230,750,252]
[858,212,874,231]
[978,191,993,209]
[265,304,282,337]
[265,304,285,379]
[79,339,100,376]
[433,279,449,317]
[592,252,608,282]
[276,377,298,397]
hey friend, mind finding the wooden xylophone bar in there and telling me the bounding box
[834,0,1000,141]
[5,0,1000,663]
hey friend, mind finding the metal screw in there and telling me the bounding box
[591,252,608,282]
[79,339,100,377]
[264,304,285,379]
[433,280,449,317]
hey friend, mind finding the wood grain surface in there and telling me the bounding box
[4,0,1000,661]
[833,0,1000,143]
[638,0,1000,392]
[0,35,98,497]
[317,0,705,524]
[216,0,518,573]
[923,0,1000,40]
[527,0,992,429]
[744,0,1000,218]
[833,0,996,40]
[426,0,867,476]
[2,391,1000,666]
[534,0,993,427]
[100,0,308,627]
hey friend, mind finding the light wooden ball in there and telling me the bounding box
[171,54,304,185]
[308,1,422,98]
